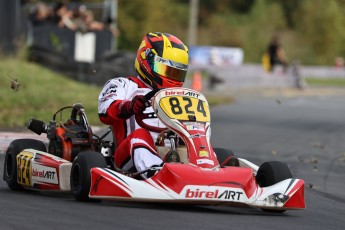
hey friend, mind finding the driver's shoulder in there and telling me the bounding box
[104,77,129,87]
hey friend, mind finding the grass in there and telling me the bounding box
[305,77,345,87]
[0,58,102,129]
[206,95,234,106]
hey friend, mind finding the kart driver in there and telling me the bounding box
[98,32,189,178]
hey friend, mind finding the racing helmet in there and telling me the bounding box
[135,32,189,89]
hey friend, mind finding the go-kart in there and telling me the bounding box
[3,87,305,212]
[3,103,115,191]
[75,87,305,212]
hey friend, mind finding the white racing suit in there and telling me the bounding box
[98,76,164,177]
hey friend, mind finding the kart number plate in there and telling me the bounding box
[159,96,210,122]
[17,152,33,186]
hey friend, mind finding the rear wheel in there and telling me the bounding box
[256,161,293,213]
[3,139,47,191]
[70,151,107,202]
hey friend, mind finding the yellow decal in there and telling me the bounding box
[138,40,146,50]
[160,96,210,122]
[17,152,33,186]
[199,150,209,157]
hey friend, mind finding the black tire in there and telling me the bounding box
[256,161,292,187]
[256,161,293,213]
[70,151,107,202]
[213,147,235,165]
[3,139,47,191]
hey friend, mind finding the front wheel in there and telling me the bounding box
[3,139,47,191]
[70,151,107,202]
[256,161,293,213]
[256,161,292,187]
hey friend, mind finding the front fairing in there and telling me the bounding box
[152,88,219,168]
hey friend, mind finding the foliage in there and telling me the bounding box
[117,0,188,50]
[113,0,345,65]
[24,0,345,65]
[294,0,345,64]
[268,0,301,28]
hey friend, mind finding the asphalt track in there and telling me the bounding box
[1,92,345,230]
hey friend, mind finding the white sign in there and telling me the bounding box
[189,46,244,67]
[74,32,96,63]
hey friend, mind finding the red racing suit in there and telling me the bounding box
[98,76,164,173]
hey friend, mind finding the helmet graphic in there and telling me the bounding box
[134,32,189,89]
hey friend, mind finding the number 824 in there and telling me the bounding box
[159,96,210,123]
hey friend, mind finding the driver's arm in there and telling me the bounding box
[98,78,147,124]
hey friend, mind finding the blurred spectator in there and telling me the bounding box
[104,16,120,37]
[77,9,120,37]
[29,2,54,27]
[266,35,288,72]
[71,5,87,32]
[53,2,77,30]
[29,1,119,37]
[80,10,105,31]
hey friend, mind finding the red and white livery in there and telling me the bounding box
[3,88,305,212]
[88,88,305,211]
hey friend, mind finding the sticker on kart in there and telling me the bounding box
[32,163,58,185]
[181,186,245,201]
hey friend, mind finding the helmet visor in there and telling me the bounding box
[150,55,188,82]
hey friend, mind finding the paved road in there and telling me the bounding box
[211,94,345,199]
[0,92,345,230]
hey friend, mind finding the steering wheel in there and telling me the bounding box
[135,89,167,133]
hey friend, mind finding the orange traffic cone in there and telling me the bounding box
[191,71,202,92]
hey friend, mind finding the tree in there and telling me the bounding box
[295,0,345,64]
[269,0,301,28]
[117,0,188,50]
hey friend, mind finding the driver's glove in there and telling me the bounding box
[118,95,147,119]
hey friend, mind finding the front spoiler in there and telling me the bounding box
[89,164,305,210]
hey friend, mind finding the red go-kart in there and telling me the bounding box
[3,88,305,212]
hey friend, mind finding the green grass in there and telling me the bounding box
[305,77,345,87]
[0,58,102,129]
[206,95,234,106]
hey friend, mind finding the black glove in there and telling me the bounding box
[118,95,147,119]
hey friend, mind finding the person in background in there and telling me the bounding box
[80,10,104,31]
[29,2,54,27]
[267,35,288,73]
[98,32,189,178]
[53,1,77,30]
[73,6,119,36]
